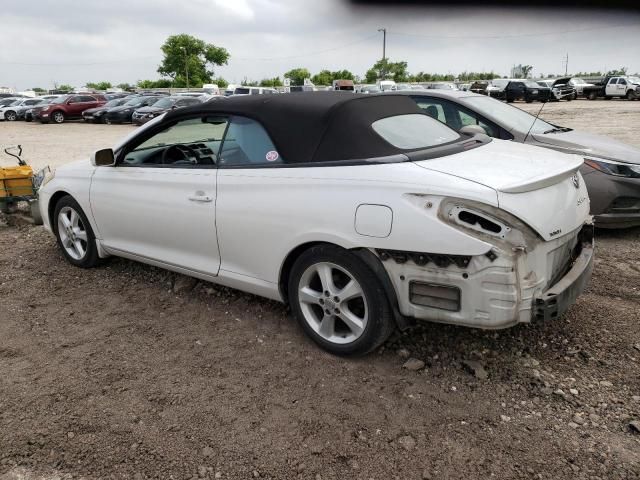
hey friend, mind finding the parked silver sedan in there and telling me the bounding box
[392,90,640,228]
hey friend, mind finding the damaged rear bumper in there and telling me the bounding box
[377,223,594,329]
[532,225,594,321]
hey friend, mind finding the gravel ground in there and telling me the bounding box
[1,100,639,480]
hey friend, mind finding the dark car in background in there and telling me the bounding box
[504,80,551,103]
[394,89,640,228]
[34,94,107,123]
[131,96,202,125]
[82,98,128,123]
[104,96,161,124]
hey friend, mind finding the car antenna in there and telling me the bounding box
[523,102,546,144]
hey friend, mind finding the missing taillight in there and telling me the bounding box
[448,206,511,239]
[458,210,502,233]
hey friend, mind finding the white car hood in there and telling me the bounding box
[413,139,589,240]
[532,130,640,165]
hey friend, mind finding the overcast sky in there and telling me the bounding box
[1,0,639,90]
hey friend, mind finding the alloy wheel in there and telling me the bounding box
[297,262,368,344]
[6,111,16,121]
[57,206,88,260]
[53,112,64,123]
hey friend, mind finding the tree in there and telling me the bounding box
[56,84,74,92]
[211,76,228,88]
[157,34,229,88]
[86,81,112,91]
[259,77,283,88]
[311,69,355,86]
[607,67,627,76]
[365,59,408,83]
[116,83,135,91]
[284,68,311,86]
[31,87,46,93]
[137,79,173,89]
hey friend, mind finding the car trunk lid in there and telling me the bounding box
[412,139,589,241]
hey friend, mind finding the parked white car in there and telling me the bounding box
[38,93,594,355]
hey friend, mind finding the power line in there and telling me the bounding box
[387,22,637,40]
[233,33,379,61]
[0,56,157,67]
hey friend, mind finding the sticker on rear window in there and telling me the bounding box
[266,151,279,162]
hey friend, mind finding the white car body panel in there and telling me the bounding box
[215,163,499,289]
[90,166,220,276]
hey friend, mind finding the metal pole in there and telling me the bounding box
[565,53,568,76]
[182,47,189,89]
[378,28,386,79]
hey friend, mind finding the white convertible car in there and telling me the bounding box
[39,93,594,355]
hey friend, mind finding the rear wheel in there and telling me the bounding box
[288,245,394,356]
[52,111,65,123]
[587,91,597,100]
[53,196,99,268]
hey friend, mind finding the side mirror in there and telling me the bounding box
[460,125,487,136]
[91,148,115,167]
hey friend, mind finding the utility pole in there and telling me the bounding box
[181,47,189,89]
[564,53,569,76]
[378,28,386,80]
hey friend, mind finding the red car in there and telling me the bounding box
[34,94,107,124]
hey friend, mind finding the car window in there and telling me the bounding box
[609,78,618,84]
[122,116,227,168]
[457,110,499,137]
[414,100,446,122]
[79,96,96,102]
[413,96,501,138]
[372,114,460,149]
[618,79,627,85]
[219,116,282,166]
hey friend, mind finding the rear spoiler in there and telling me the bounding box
[499,157,583,193]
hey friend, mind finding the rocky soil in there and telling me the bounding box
[1,100,639,479]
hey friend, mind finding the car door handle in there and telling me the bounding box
[188,194,213,203]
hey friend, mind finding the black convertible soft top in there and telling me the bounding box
[164,92,448,164]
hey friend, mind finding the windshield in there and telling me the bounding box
[51,96,69,104]
[372,114,460,149]
[464,96,555,134]
[628,76,640,84]
[525,81,542,88]
[153,97,177,108]
[234,88,251,94]
[104,99,123,107]
[571,78,586,84]
[124,97,150,106]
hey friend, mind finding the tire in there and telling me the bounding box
[5,110,17,121]
[52,111,65,124]
[53,195,99,268]
[573,92,578,100]
[627,90,637,100]
[587,91,597,100]
[604,96,612,100]
[287,244,395,356]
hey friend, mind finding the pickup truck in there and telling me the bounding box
[583,76,640,100]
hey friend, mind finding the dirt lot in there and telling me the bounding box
[1,101,639,480]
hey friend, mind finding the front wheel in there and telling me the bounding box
[288,245,394,356]
[5,111,17,121]
[627,90,638,100]
[52,111,65,123]
[587,91,597,100]
[53,195,99,268]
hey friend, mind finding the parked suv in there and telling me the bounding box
[504,80,551,103]
[34,94,107,124]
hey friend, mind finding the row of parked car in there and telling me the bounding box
[466,75,640,103]
[0,91,216,125]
